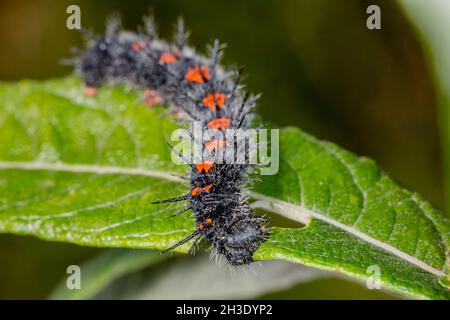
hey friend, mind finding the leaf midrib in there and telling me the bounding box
[0,160,446,278]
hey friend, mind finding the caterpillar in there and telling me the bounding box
[72,14,269,266]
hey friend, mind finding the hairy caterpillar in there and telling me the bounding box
[71,14,269,265]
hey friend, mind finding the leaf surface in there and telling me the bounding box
[0,77,448,299]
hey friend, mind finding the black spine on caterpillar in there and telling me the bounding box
[73,14,269,265]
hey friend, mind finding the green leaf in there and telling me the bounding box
[0,77,448,299]
[49,249,164,300]
[52,249,330,300]
[93,253,330,300]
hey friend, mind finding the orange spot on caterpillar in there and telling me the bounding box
[199,222,204,230]
[191,187,201,197]
[195,161,214,173]
[202,92,227,110]
[200,67,210,81]
[83,86,97,97]
[131,42,144,52]
[144,89,163,106]
[191,184,213,197]
[159,51,178,64]
[185,66,210,83]
[202,94,215,110]
[208,117,231,130]
[205,217,213,225]
[204,139,227,152]
[203,184,213,193]
[214,92,227,109]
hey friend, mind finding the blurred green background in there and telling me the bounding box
[0,0,444,299]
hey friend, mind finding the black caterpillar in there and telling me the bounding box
[72,14,268,265]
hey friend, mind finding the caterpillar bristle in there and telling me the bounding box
[152,195,190,204]
[160,230,200,254]
[170,206,192,217]
[143,14,157,40]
